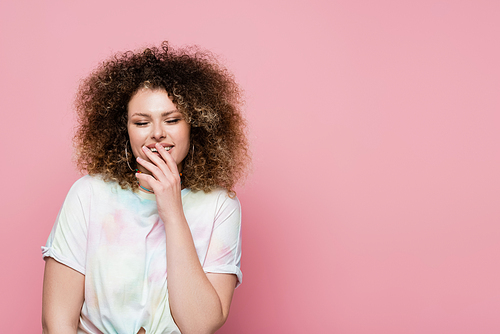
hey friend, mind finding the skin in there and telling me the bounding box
[127,89,191,180]
[42,259,84,333]
[42,89,237,334]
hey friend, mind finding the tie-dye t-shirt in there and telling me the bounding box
[41,175,242,334]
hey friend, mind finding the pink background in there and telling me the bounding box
[1,1,499,333]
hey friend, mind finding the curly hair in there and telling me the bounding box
[74,42,250,193]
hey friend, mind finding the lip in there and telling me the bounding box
[146,143,174,149]
[144,143,174,158]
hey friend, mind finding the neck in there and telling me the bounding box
[138,183,154,193]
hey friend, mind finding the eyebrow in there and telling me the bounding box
[130,110,179,118]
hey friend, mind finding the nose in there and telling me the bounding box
[151,122,166,140]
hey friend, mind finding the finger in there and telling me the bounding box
[140,146,174,180]
[136,157,178,193]
[136,155,168,183]
[154,143,180,176]
[135,171,158,192]
[141,145,167,168]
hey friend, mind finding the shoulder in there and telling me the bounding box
[184,188,240,210]
[183,188,241,228]
[67,174,120,196]
[63,175,132,210]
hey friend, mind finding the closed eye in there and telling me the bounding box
[166,119,181,124]
[135,122,148,126]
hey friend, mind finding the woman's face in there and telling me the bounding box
[127,89,191,173]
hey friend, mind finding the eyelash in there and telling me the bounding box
[134,119,181,126]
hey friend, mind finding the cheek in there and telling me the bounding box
[176,129,191,162]
[182,130,191,153]
[184,126,191,146]
[127,128,142,158]
[130,146,140,159]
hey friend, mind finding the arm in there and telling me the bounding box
[164,219,237,333]
[136,143,238,334]
[42,258,85,334]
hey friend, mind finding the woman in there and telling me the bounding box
[41,42,249,334]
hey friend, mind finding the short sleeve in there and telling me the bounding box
[41,177,91,275]
[203,192,243,287]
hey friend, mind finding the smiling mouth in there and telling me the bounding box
[149,146,172,153]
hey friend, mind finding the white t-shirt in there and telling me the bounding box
[42,175,242,334]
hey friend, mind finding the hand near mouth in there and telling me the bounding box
[149,145,173,154]
[136,142,184,222]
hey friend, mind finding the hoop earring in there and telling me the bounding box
[125,140,135,172]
